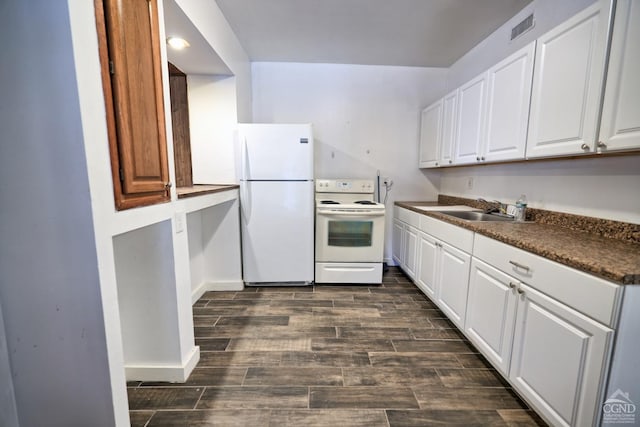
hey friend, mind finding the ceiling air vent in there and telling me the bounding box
[511,13,535,41]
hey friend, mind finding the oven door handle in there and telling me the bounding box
[317,210,385,217]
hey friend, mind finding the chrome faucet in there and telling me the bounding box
[477,198,507,215]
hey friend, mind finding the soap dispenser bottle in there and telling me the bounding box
[515,194,527,222]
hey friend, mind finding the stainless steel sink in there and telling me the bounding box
[438,210,516,222]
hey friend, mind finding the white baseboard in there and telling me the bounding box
[125,346,200,382]
[191,280,244,304]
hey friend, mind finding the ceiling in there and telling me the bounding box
[214,0,533,67]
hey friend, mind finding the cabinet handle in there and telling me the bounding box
[481,156,485,161]
[580,143,590,150]
[435,162,439,166]
[508,282,517,289]
[476,156,480,161]
[165,182,172,189]
[517,286,525,295]
[449,160,453,164]
[598,141,607,148]
[509,260,530,272]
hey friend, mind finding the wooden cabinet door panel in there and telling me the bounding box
[454,73,488,165]
[510,284,612,427]
[416,232,438,298]
[419,100,443,168]
[392,219,404,266]
[484,42,535,162]
[403,226,419,280]
[435,242,471,328]
[98,0,170,208]
[599,0,640,152]
[440,89,458,166]
[465,259,518,375]
[526,1,610,158]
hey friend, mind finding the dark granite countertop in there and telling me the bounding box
[395,201,640,285]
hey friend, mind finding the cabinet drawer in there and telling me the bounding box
[420,215,474,253]
[396,207,420,228]
[473,234,621,327]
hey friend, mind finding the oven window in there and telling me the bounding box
[328,220,373,247]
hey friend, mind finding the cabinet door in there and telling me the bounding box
[454,73,488,164]
[484,42,535,162]
[439,89,458,166]
[415,232,438,299]
[465,259,519,375]
[392,219,404,266]
[97,0,171,209]
[599,0,640,152]
[419,100,443,168]
[403,225,419,280]
[526,1,611,158]
[510,284,613,427]
[435,242,471,328]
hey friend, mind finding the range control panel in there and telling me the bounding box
[316,179,375,194]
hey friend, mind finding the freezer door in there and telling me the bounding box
[238,123,313,180]
[241,181,314,283]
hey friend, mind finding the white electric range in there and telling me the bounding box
[315,179,385,284]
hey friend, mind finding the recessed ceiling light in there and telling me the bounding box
[166,37,190,50]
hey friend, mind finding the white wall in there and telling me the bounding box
[114,222,181,366]
[189,75,239,184]
[0,1,115,425]
[175,0,252,122]
[440,0,640,225]
[446,0,598,90]
[440,156,640,224]
[252,62,447,261]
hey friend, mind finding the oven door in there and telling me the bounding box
[315,208,385,262]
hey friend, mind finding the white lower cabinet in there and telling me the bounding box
[465,258,518,375]
[435,242,471,329]
[392,218,404,266]
[470,235,618,427]
[510,284,613,427]
[402,225,419,280]
[394,207,620,427]
[392,210,419,281]
[416,231,471,329]
[415,231,438,298]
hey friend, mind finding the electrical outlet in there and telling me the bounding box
[466,177,474,190]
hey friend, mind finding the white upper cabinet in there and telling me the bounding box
[526,0,612,158]
[418,99,443,168]
[598,0,640,152]
[454,72,488,164]
[440,89,458,166]
[484,42,536,162]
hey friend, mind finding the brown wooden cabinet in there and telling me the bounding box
[95,0,171,210]
[168,63,193,188]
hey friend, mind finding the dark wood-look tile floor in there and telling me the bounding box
[128,267,547,426]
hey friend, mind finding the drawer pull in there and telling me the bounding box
[508,282,517,289]
[509,260,530,272]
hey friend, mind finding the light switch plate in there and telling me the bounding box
[466,177,474,190]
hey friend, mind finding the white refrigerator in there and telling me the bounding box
[237,123,314,285]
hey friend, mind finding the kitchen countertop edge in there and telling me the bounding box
[395,201,640,285]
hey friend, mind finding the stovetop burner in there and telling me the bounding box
[354,200,377,205]
[320,200,340,204]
